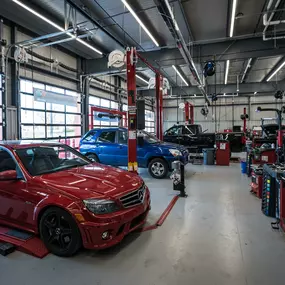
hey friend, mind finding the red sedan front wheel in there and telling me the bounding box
[39,207,82,257]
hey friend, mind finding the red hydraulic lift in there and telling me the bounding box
[185,101,194,124]
[124,48,166,173]
[126,48,138,173]
[89,106,127,130]
[136,53,164,141]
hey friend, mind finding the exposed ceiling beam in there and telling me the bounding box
[138,81,285,96]
[264,56,285,82]
[65,0,126,49]
[85,37,285,74]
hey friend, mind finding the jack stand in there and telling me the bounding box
[170,161,188,198]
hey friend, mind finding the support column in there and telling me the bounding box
[243,107,247,132]
[156,73,163,140]
[126,48,138,173]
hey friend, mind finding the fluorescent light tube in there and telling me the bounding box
[121,0,159,47]
[267,61,285,81]
[225,60,230,85]
[241,58,252,82]
[136,75,148,84]
[172,65,189,86]
[230,0,237,37]
[12,0,102,55]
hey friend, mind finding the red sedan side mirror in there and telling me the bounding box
[0,170,18,181]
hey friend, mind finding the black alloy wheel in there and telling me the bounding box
[87,153,99,162]
[39,207,82,257]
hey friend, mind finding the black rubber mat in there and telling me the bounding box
[5,229,33,241]
[0,242,15,256]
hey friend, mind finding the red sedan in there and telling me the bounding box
[0,142,150,256]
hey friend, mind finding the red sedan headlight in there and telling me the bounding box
[83,199,120,214]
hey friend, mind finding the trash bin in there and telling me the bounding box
[241,160,247,174]
[203,148,215,165]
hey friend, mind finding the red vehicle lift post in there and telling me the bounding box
[89,106,127,130]
[185,101,194,124]
[126,48,138,173]
[136,53,164,140]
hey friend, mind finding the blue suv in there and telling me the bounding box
[80,128,189,179]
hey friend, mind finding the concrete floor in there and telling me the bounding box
[1,164,285,285]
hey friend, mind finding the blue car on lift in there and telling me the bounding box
[79,128,189,179]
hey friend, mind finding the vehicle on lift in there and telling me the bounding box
[80,128,189,179]
[0,142,150,257]
[163,124,216,153]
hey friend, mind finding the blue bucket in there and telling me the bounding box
[241,160,247,174]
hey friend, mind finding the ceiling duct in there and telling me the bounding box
[153,0,210,104]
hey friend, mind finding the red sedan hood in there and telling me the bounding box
[38,163,143,200]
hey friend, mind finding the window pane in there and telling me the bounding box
[47,126,65,138]
[66,104,81,113]
[0,108,2,123]
[34,126,45,138]
[123,104,128,111]
[97,131,115,143]
[21,110,34,123]
[89,96,100,106]
[34,100,45,110]
[34,111,45,124]
[82,131,97,143]
[66,114,81,125]
[46,112,65,125]
[118,131,127,144]
[101,99,110,108]
[21,93,34,108]
[21,125,33,138]
[20,80,33,93]
[0,126,2,140]
[101,121,110,126]
[111,101,118,110]
[33,82,45,90]
[66,126,81,137]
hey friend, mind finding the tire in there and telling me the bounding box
[87,153,99,162]
[39,207,82,257]
[148,158,168,179]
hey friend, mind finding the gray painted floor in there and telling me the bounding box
[1,164,285,285]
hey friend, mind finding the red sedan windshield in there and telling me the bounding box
[16,145,91,176]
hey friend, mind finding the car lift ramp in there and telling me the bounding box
[0,226,49,258]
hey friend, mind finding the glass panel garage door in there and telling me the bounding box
[145,110,155,134]
[20,79,82,148]
[89,95,119,129]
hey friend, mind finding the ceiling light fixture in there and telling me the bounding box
[225,60,230,85]
[172,65,189,86]
[12,0,102,55]
[194,94,196,97]
[224,93,226,96]
[230,0,237,37]
[254,91,257,95]
[121,0,159,47]
[136,75,148,84]
[267,61,285,82]
[241,58,252,82]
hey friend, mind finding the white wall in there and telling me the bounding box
[163,96,283,132]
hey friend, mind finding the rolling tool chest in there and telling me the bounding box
[250,165,263,198]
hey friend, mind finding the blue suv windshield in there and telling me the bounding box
[142,131,160,144]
